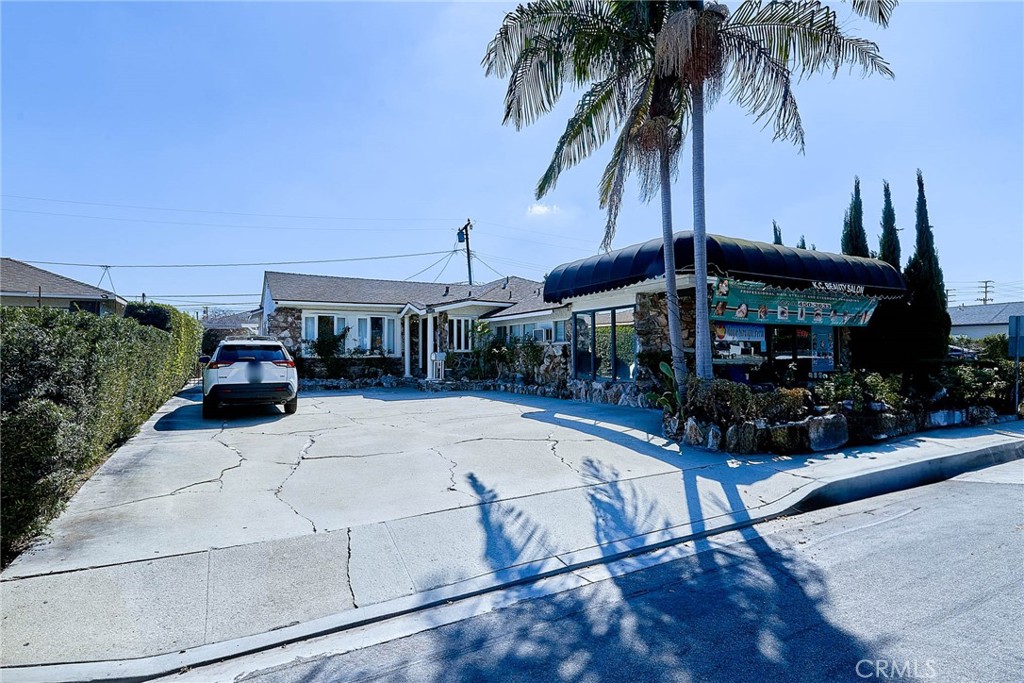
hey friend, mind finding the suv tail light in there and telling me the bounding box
[208,361,235,369]
[272,360,295,368]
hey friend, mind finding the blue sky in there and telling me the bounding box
[3,1,1022,312]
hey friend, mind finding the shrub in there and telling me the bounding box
[1,305,201,563]
[518,337,545,382]
[683,377,808,426]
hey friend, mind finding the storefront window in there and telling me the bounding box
[614,310,637,380]
[574,315,593,378]
[573,307,636,382]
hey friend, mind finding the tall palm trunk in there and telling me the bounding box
[659,144,687,399]
[691,81,713,379]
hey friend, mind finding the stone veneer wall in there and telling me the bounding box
[633,290,697,391]
[267,307,302,356]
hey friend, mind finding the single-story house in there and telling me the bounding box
[948,301,1024,340]
[0,257,126,315]
[202,308,262,334]
[544,231,906,394]
[260,271,569,378]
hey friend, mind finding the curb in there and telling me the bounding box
[3,431,1022,683]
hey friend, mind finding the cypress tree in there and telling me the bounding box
[903,169,950,363]
[841,176,870,257]
[772,220,783,245]
[797,235,806,249]
[878,180,900,268]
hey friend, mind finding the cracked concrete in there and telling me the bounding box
[3,386,1021,668]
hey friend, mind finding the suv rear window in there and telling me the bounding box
[216,345,288,362]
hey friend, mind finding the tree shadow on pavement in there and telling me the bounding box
[275,461,878,683]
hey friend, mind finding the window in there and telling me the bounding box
[573,306,636,382]
[447,317,474,352]
[370,317,384,352]
[217,345,287,363]
[386,318,397,354]
[357,319,368,349]
[303,315,346,342]
[510,324,524,340]
[553,320,567,342]
[496,326,507,341]
[574,315,593,378]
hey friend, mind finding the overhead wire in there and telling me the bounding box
[404,250,459,281]
[2,194,460,223]
[20,250,456,269]
[471,253,506,279]
[433,251,457,283]
[2,208,451,233]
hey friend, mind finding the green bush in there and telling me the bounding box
[683,377,809,426]
[1,305,201,563]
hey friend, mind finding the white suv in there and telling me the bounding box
[199,337,298,419]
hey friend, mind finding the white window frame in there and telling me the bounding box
[303,314,347,342]
[447,316,475,352]
[352,315,399,356]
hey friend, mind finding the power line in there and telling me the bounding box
[471,253,506,279]
[2,194,461,223]
[19,250,456,269]
[403,250,459,281]
[123,293,260,298]
[433,251,458,283]
[2,208,452,233]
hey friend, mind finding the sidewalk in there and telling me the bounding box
[2,388,1021,682]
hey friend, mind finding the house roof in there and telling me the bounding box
[480,277,567,319]
[543,232,906,303]
[948,301,1024,327]
[203,308,262,330]
[264,271,564,315]
[1,258,125,302]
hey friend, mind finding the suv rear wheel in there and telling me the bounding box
[284,396,298,414]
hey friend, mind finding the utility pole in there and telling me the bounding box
[458,219,473,286]
[977,280,995,305]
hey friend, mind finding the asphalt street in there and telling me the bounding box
[183,458,1024,683]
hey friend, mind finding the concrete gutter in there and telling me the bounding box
[3,427,1022,683]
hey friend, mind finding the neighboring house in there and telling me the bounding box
[0,257,126,315]
[260,272,568,378]
[948,301,1024,340]
[202,308,261,334]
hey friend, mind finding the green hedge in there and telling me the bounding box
[1,305,201,563]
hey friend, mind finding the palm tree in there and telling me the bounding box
[484,1,692,391]
[654,0,895,377]
[484,0,895,392]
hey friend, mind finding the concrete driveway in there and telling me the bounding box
[6,386,1020,670]
[2,386,720,665]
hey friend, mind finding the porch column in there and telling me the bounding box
[403,315,412,378]
[426,314,435,379]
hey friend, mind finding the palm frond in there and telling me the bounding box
[597,76,654,252]
[725,0,894,81]
[719,31,806,150]
[483,0,627,128]
[849,0,898,28]
[537,74,625,199]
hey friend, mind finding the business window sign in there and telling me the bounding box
[711,278,879,327]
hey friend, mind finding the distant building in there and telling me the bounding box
[202,308,261,334]
[0,258,126,315]
[948,301,1024,340]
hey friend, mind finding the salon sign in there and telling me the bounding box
[710,278,878,327]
